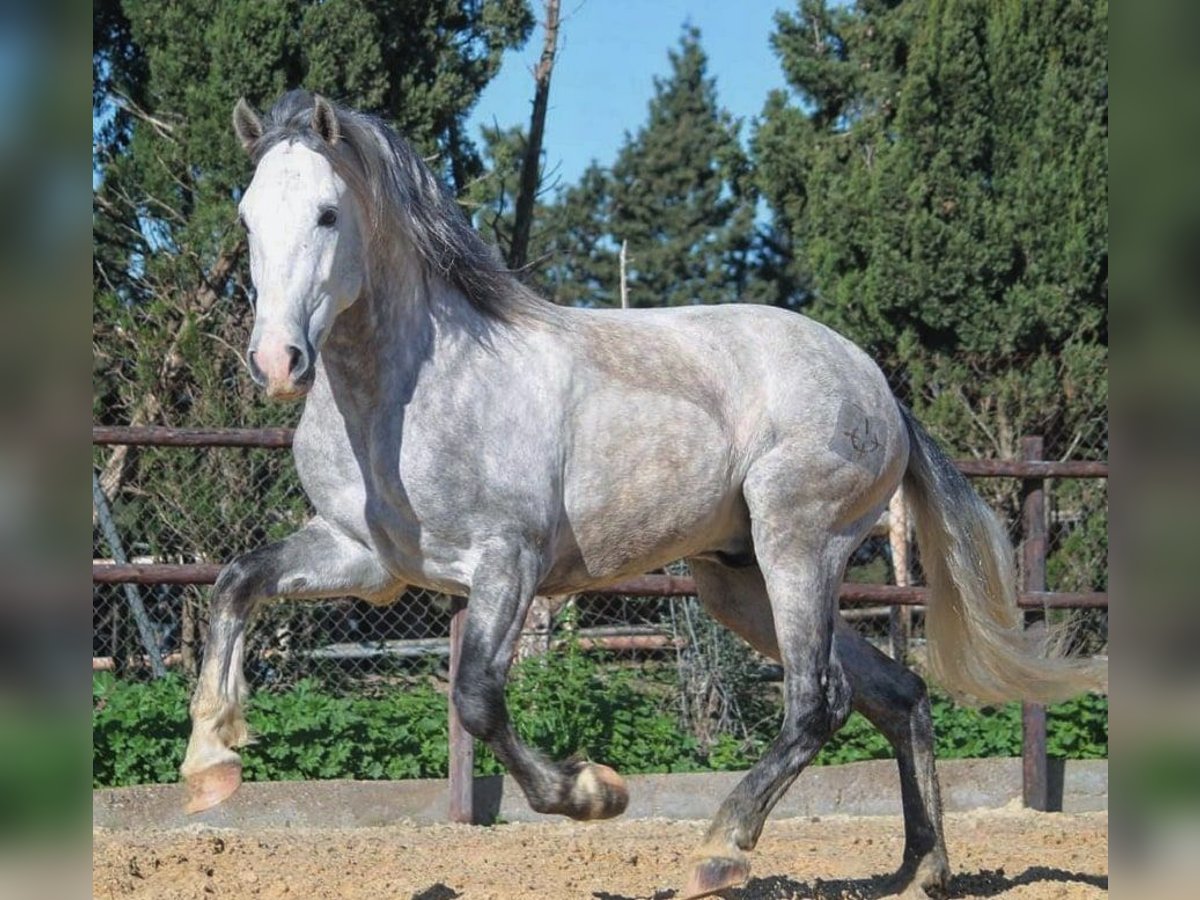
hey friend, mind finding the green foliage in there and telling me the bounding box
[93,672,192,787]
[93,653,1108,788]
[755,0,1108,459]
[537,26,758,308]
[243,678,450,781]
[1045,691,1109,760]
[482,638,704,775]
[754,0,1108,613]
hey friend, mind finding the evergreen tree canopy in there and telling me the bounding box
[755,0,1107,461]
[542,27,758,308]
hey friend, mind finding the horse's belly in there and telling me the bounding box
[542,493,747,594]
[546,404,747,591]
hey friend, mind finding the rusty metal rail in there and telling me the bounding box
[90,562,1106,611]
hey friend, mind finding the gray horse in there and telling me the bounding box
[181,91,1101,898]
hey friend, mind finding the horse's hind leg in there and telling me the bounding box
[451,540,628,821]
[689,560,949,898]
[835,620,949,895]
[685,526,854,898]
[181,518,396,813]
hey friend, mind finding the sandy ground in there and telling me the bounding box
[93,806,1107,899]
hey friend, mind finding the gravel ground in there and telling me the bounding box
[93,805,1107,899]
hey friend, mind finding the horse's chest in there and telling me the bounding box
[293,424,489,589]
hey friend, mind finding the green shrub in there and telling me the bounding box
[93,672,191,787]
[93,656,1108,788]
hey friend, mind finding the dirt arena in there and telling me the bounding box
[94,805,1107,899]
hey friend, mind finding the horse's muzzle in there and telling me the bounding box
[248,338,315,401]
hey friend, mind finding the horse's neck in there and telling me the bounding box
[315,258,490,422]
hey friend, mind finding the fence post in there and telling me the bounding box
[887,487,911,662]
[447,595,474,823]
[1019,436,1049,810]
[92,471,167,678]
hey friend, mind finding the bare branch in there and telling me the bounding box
[112,88,180,142]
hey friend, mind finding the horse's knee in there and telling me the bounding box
[212,553,266,610]
[451,674,505,741]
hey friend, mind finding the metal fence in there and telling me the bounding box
[92,425,1108,817]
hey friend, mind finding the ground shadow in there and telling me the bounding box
[411,884,462,900]
[945,866,1107,897]
[592,865,1107,899]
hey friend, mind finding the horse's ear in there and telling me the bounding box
[232,98,264,153]
[312,95,341,146]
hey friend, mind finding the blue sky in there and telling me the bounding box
[465,1,792,189]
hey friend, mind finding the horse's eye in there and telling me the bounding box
[317,208,338,228]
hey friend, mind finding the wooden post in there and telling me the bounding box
[1019,436,1049,810]
[887,487,911,662]
[619,239,629,309]
[447,595,474,823]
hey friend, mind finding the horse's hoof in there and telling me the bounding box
[883,851,950,898]
[568,762,629,820]
[681,854,751,899]
[184,760,242,814]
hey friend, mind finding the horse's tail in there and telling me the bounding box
[898,405,1106,704]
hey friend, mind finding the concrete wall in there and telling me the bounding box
[94,758,1106,831]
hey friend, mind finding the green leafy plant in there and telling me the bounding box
[94,654,1107,789]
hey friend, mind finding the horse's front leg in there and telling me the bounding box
[181,518,397,813]
[452,542,629,820]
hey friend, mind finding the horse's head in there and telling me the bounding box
[232,94,366,401]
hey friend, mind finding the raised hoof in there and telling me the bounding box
[184,760,242,814]
[567,763,629,821]
[681,854,751,900]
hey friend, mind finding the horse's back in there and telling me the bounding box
[568,302,900,458]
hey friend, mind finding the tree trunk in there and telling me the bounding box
[508,0,561,271]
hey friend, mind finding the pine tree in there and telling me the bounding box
[756,0,1107,598]
[756,0,1107,462]
[542,26,757,308]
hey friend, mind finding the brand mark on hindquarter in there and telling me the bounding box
[830,400,885,470]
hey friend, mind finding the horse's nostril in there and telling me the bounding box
[247,351,266,386]
[285,342,313,381]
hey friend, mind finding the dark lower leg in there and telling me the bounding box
[836,624,949,891]
[453,663,628,820]
[684,653,851,899]
[455,546,628,821]
[702,655,852,853]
